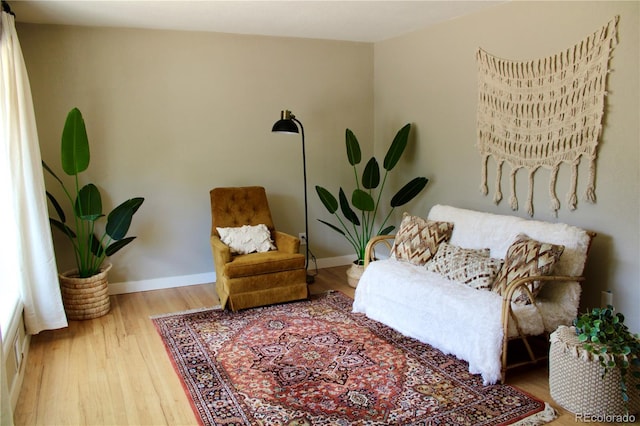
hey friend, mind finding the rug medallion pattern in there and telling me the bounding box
[153,292,549,425]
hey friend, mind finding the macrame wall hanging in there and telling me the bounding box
[476,16,618,216]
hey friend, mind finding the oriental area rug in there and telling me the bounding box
[152,291,556,425]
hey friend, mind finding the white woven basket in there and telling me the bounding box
[549,325,639,416]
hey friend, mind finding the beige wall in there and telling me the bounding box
[374,1,639,332]
[18,24,373,282]
[17,1,639,332]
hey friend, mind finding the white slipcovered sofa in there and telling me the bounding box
[352,205,594,385]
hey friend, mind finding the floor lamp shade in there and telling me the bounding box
[271,110,314,283]
[272,110,299,134]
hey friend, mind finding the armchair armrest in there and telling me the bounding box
[364,235,396,268]
[273,231,300,254]
[210,235,232,267]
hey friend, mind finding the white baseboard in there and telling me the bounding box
[2,303,30,412]
[109,271,216,295]
[109,255,354,295]
[315,255,354,269]
[10,334,29,410]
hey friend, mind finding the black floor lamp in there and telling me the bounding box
[272,110,316,284]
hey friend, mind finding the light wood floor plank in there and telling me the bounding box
[14,265,607,425]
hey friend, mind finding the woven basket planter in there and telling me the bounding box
[549,325,640,416]
[59,264,112,320]
[346,262,364,288]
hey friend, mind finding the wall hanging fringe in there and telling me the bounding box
[476,16,618,216]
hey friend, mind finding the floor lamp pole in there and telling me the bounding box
[291,117,314,284]
[272,110,315,284]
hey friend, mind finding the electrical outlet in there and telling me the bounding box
[298,233,307,245]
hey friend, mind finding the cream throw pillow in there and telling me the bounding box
[391,213,454,266]
[216,224,276,255]
[492,234,564,304]
[425,242,503,290]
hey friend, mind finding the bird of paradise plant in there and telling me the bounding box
[315,123,428,264]
[43,107,144,278]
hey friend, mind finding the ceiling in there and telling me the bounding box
[9,1,504,43]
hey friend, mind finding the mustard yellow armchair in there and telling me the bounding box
[209,186,308,311]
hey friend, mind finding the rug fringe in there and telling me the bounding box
[150,305,222,319]
[512,403,557,425]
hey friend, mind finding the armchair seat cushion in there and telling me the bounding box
[224,251,305,278]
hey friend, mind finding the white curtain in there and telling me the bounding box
[1,10,68,334]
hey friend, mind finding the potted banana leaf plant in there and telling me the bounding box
[315,123,428,287]
[43,107,144,319]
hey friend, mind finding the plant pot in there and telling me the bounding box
[346,261,365,288]
[549,325,640,416]
[59,264,112,320]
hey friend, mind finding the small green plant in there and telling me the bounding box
[43,107,144,278]
[315,124,428,264]
[573,305,640,411]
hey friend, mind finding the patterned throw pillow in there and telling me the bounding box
[390,213,454,266]
[425,242,503,290]
[492,234,565,305]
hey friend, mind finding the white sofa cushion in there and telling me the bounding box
[353,205,592,385]
[353,258,505,385]
[427,204,591,329]
[427,205,591,277]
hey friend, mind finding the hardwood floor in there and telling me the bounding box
[14,266,606,425]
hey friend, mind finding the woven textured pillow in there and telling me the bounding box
[216,224,276,255]
[425,242,503,290]
[391,213,454,266]
[492,234,565,304]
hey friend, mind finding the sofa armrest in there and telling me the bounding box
[500,275,585,383]
[210,235,232,267]
[364,235,396,268]
[273,231,300,254]
[499,274,585,382]
[501,275,586,306]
